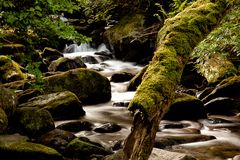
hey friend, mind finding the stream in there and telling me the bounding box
[58,43,240,160]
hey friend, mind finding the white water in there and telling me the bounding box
[60,43,240,158]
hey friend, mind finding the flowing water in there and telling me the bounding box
[58,43,240,159]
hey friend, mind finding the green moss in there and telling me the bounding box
[128,0,227,122]
[0,55,27,83]
[105,14,145,44]
[0,141,63,160]
[191,0,240,83]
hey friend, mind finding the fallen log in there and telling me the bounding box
[123,0,227,159]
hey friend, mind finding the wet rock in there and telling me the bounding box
[65,138,112,159]
[19,91,85,120]
[44,68,111,104]
[56,121,93,132]
[93,123,122,133]
[111,140,124,151]
[149,148,196,160]
[196,87,214,100]
[112,101,129,107]
[0,55,27,83]
[154,134,215,149]
[110,72,134,82]
[204,97,236,115]
[38,129,76,154]
[163,93,206,120]
[0,108,8,134]
[48,57,86,72]
[207,118,233,124]
[202,76,240,103]
[81,55,99,64]
[0,86,17,118]
[0,141,63,160]
[95,50,113,59]
[12,107,55,138]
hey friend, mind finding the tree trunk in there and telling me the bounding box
[123,0,227,159]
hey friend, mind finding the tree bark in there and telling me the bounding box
[123,0,227,159]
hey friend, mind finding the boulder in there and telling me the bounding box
[38,129,76,154]
[19,91,85,120]
[110,72,134,82]
[104,14,156,64]
[12,107,55,137]
[43,68,111,104]
[48,57,86,72]
[93,122,122,133]
[65,138,112,159]
[41,47,63,65]
[0,86,17,118]
[0,141,63,160]
[56,120,93,132]
[0,108,8,134]
[17,89,43,104]
[204,97,237,115]
[163,93,206,120]
[202,76,240,103]
[0,55,27,83]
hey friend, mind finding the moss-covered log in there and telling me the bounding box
[123,0,227,159]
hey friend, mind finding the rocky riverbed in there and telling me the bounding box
[0,43,240,160]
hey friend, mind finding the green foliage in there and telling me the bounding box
[0,0,90,49]
[25,62,44,91]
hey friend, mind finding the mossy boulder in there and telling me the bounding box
[0,141,63,160]
[65,138,112,159]
[48,57,86,72]
[163,93,206,120]
[0,108,8,134]
[0,86,17,118]
[104,14,156,64]
[0,55,27,83]
[19,91,85,120]
[12,107,55,137]
[43,68,111,104]
[41,47,63,66]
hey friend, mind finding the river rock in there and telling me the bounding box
[19,91,85,120]
[48,57,86,72]
[110,72,134,82]
[56,120,93,132]
[0,86,17,118]
[204,97,236,115]
[43,68,111,104]
[149,148,196,160]
[0,141,63,160]
[93,122,122,133]
[65,138,112,159]
[38,129,76,154]
[0,108,8,134]
[163,93,206,120]
[0,55,27,83]
[81,55,99,64]
[202,75,240,103]
[12,107,55,137]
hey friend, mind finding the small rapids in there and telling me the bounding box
[56,43,240,159]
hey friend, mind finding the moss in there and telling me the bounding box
[0,141,63,160]
[105,14,145,44]
[128,0,227,121]
[0,55,27,83]
[191,0,240,83]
